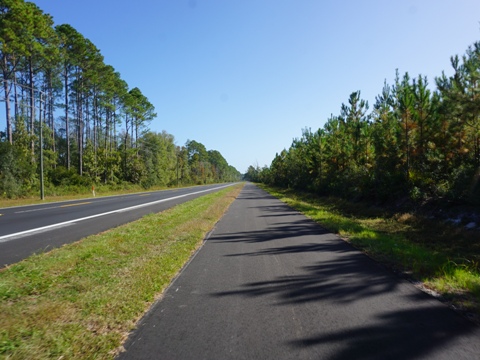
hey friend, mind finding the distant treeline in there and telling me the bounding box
[0,0,240,198]
[246,41,480,205]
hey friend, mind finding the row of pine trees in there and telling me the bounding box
[247,41,480,205]
[0,0,240,198]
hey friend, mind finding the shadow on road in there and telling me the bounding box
[216,252,398,306]
[209,188,480,359]
[213,219,328,245]
[286,305,477,360]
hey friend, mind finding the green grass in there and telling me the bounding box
[260,184,480,320]
[0,183,243,359]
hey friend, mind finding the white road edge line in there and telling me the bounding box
[0,184,233,244]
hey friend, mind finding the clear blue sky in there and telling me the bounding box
[31,0,480,173]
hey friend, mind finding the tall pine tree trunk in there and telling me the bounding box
[29,58,35,161]
[2,55,13,144]
[13,72,19,121]
[64,69,70,170]
[2,76,12,144]
[77,83,83,176]
[48,78,56,161]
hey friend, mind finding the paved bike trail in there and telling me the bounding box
[118,183,480,360]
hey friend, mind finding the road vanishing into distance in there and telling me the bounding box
[119,183,480,360]
[0,184,234,267]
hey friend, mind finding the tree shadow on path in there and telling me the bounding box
[287,305,479,360]
[212,237,480,358]
[209,187,480,359]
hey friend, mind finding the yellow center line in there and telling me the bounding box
[60,202,92,208]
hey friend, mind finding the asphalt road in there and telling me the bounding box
[118,183,480,360]
[0,184,233,267]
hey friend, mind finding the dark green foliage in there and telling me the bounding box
[47,166,90,187]
[256,40,480,206]
[0,141,35,198]
[139,131,176,188]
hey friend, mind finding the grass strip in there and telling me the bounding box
[259,184,480,320]
[0,183,243,359]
